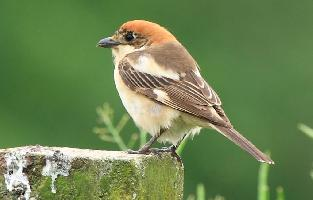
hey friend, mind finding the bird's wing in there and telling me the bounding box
[118,57,274,164]
[118,58,232,128]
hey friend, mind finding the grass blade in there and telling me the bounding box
[276,186,285,200]
[196,183,205,200]
[177,137,188,156]
[298,123,313,140]
[258,158,270,200]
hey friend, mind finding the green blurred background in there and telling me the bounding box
[1,0,312,199]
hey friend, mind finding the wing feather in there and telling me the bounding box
[118,59,232,128]
[116,45,274,164]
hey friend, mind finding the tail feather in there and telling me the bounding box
[214,126,274,164]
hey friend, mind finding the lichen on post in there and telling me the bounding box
[0,146,184,199]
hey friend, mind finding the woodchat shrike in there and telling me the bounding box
[98,20,274,164]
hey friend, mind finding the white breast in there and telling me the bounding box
[114,67,180,136]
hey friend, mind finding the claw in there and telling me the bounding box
[127,146,182,163]
[150,147,172,153]
[127,149,151,154]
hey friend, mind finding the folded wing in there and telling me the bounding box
[118,58,232,128]
[118,57,274,164]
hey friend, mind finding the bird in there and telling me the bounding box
[97,20,274,164]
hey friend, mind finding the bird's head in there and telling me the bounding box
[97,20,176,50]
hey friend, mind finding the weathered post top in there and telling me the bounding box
[0,146,184,200]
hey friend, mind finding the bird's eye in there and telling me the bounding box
[124,32,135,42]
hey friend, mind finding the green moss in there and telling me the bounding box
[36,154,184,200]
[139,154,184,200]
[99,154,184,200]
[0,153,6,174]
[0,174,7,199]
[26,155,45,187]
[36,160,100,200]
[100,160,140,199]
[0,154,6,198]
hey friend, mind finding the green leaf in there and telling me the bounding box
[176,137,188,156]
[298,123,313,140]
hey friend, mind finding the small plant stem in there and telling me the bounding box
[99,111,128,150]
[106,122,128,150]
[116,114,130,133]
[258,159,270,200]
[127,134,138,149]
[196,183,205,200]
[276,186,285,200]
[139,129,147,146]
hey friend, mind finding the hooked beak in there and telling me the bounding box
[97,37,121,48]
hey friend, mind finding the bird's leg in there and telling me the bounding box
[128,128,167,154]
[150,134,187,163]
[168,135,186,163]
[127,135,159,154]
[154,134,186,153]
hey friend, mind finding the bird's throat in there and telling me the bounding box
[112,45,137,66]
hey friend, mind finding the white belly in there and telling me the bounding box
[114,68,180,136]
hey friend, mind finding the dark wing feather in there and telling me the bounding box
[118,59,232,128]
[118,58,274,164]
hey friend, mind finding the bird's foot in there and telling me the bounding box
[127,145,173,155]
[150,146,173,153]
[127,146,182,162]
[150,146,182,162]
[127,148,151,155]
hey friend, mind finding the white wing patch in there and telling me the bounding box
[129,54,180,80]
[153,89,170,101]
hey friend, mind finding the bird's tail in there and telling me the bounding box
[213,125,274,164]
